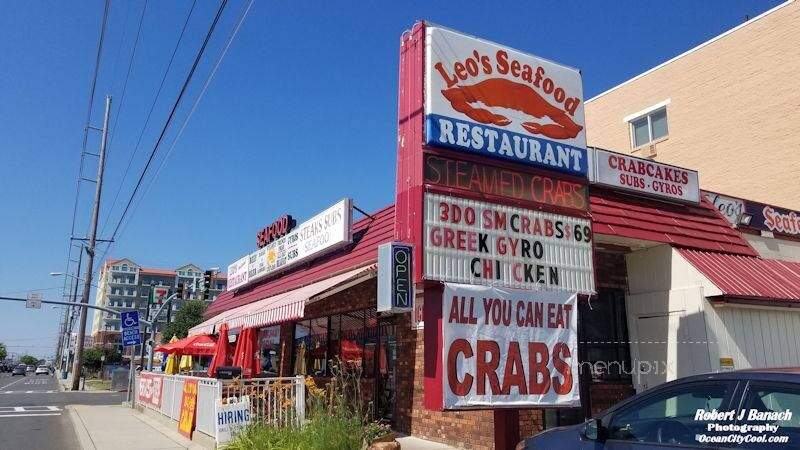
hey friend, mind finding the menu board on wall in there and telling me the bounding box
[424,193,594,294]
[227,199,353,291]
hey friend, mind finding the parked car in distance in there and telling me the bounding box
[26,365,35,372]
[519,368,800,449]
[34,366,49,375]
[11,366,26,376]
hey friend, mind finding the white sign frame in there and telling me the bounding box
[442,283,579,409]
[26,292,42,309]
[592,148,700,203]
[424,25,588,177]
[424,193,594,294]
[227,199,353,291]
[215,395,252,445]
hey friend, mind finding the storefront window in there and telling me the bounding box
[258,326,281,376]
[579,289,632,382]
[294,308,379,377]
[294,317,329,376]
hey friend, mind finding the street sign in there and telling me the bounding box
[121,311,142,347]
[26,292,42,309]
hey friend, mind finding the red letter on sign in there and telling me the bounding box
[501,341,527,395]
[552,342,573,395]
[447,339,474,396]
[476,340,501,395]
[528,342,551,395]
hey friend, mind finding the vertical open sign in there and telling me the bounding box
[378,243,414,313]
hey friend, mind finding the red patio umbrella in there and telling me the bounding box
[154,334,217,356]
[208,322,230,377]
[233,327,257,378]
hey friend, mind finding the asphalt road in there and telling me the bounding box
[0,372,125,450]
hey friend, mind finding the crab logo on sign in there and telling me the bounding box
[425,26,588,177]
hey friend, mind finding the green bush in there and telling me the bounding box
[225,361,391,450]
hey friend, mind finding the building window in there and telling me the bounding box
[293,309,379,377]
[216,282,224,290]
[627,102,669,148]
[579,289,632,383]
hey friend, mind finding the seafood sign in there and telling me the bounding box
[425,26,587,177]
[442,283,580,408]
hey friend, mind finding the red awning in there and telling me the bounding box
[677,248,800,303]
[155,334,217,356]
[591,188,757,256]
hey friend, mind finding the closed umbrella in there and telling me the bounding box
[179,354,193,372]
[233,328,257,378]
[208,322,229,377]
[163,335,179,375]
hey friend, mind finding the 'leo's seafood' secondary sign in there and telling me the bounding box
[425,26,588,177]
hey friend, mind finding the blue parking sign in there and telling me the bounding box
[121,310,142,347]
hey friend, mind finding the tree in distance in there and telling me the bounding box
[161,300,207,343]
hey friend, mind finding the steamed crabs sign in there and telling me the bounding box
[443,283,579,408]
[425,26,588,177]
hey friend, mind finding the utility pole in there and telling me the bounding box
[71,95,111,391]
[62,245,84,375]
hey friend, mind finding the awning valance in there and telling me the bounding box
[678,248,800,303]
[189,264,376,336]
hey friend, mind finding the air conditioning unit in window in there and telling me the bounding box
[644,143,658,158]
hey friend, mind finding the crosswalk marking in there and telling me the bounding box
[0,390,57,394]
[0,406,62,418]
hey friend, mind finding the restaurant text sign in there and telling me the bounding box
[424,154,588,211]
[424,193,594,294]
[227,199,353,291]
[425,26,587,177]
[592,149,700,203]
[442,283,579,409]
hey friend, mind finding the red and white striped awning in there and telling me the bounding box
[189,265,375,336]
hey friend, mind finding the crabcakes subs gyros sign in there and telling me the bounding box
[425,26,588,177]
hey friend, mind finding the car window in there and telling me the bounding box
[607,382,732,445]
[743,384,800,429]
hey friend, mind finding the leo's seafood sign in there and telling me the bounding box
[425,26,588,177]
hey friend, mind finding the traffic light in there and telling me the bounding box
[176,282,185,300]
[202,270,214,301]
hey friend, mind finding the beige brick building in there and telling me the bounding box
[585,0,800,209]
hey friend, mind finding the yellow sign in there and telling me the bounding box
[178,380,198,438]
[719,357,735,371]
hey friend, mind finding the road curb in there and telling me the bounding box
[66,405,96,450]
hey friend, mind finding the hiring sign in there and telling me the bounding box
[378,243,414,313]
[424,193,594,294]
[442,283,579,409]
[227,199,353,290]
[592,148,700,203]
[425,26,588,177]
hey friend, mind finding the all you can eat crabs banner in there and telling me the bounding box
[443,283,579,409]
[425,25,588,177]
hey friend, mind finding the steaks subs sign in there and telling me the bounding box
[227,199,353,291]
[425,193,594,294]
[443,283,579,408]
[425,26,588,177]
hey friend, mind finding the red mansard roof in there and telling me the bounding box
[590,188,757,256]
[204,204,395,318]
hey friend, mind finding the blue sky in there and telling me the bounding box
[0,0,783,358]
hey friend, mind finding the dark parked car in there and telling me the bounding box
[11,366,26,376]
[520,368,800,449]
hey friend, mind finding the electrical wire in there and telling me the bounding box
[113,0,254,243]
[99,0,198,239]
[101,0,230,258]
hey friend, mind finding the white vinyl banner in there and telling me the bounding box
[592,149,700,203]
[442,283,579,409]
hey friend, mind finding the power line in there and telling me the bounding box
[113,0,254,243]
[99,0,198,239]
[106,0,230,243]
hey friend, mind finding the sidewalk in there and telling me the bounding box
[67,404,212,450]
[396,435,460,449]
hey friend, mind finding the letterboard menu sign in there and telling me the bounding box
[424,193,594,294]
